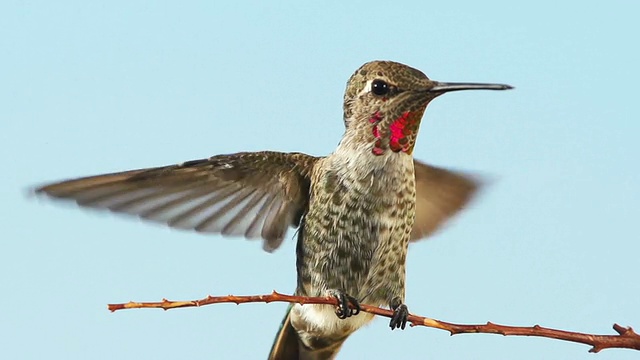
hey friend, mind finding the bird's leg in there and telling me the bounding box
[327,289,360,319]
[389,297,409,330]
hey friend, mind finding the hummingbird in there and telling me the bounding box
[34,60,512,359]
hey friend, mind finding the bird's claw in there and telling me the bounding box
[390,303,409,330]
[329,290,360,319]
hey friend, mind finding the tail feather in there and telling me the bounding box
[269,304,300,360]
[268,305,346,360]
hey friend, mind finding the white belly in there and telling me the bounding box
[292,303,375,335]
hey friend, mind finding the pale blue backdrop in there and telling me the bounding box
[2,1,638,359]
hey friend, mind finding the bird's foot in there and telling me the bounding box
[389,299,409,330]
[327,289,360,319]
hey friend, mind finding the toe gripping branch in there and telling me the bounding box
[390,300,409,330]
[330,290,361,319]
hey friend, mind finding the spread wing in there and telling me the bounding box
[411,159,480,242]
[35,151,318,252]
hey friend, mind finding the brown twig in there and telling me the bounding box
[108,291,639,353]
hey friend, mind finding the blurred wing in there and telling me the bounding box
[410,159,480,242]
[35,151,318,252]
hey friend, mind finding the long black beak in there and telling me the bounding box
[430,81,514,93]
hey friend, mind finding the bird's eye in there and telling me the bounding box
[371,79,390,96]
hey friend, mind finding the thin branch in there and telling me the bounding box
[108,291,639,353]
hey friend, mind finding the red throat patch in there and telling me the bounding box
[371,111,419,155]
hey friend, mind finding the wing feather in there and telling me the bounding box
[411,159,481,242]
[35,151,318,252]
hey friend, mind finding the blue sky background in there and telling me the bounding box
[2,1,639,359]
